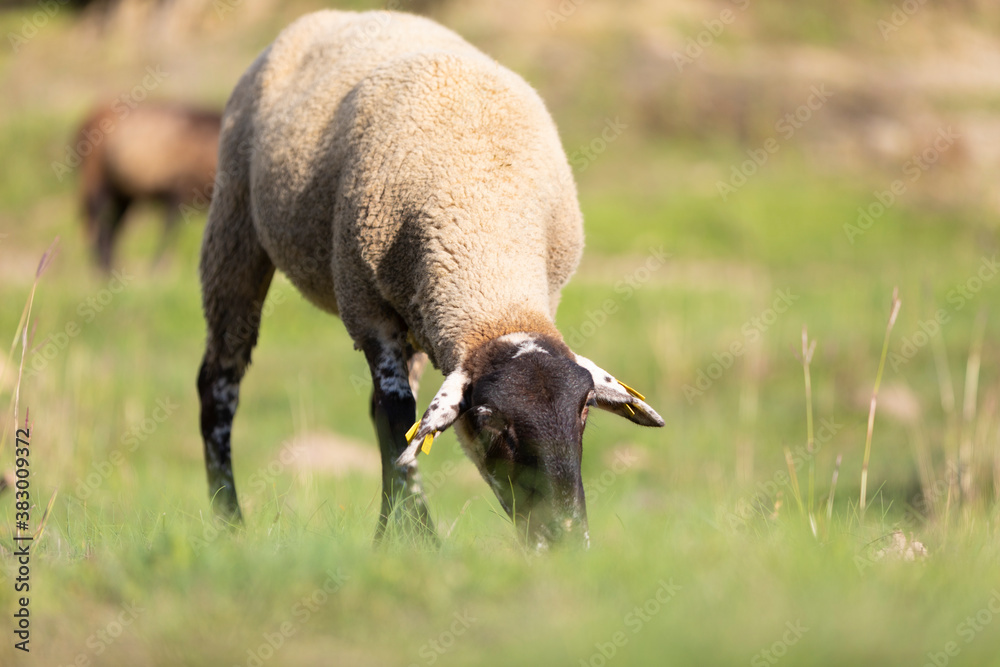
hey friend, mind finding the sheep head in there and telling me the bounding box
[398,333,664,550]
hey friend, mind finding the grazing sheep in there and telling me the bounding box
[197,10,664,548]
[77,102,221,270]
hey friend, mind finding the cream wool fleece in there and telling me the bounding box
[206,10,583,373]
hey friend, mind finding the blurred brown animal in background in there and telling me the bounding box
[77,102,221,270]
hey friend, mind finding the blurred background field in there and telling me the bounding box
[1,0,1000,665]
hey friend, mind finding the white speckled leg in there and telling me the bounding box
[198,372,242,520]
[197,221,275,523]
[362,332,437,545]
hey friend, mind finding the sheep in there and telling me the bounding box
[196,9,664,548]
[77,102,221,270]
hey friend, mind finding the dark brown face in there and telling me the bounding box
[399,334,664,549]
[453,336,595,549]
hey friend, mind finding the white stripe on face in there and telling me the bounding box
[497,333,550,359]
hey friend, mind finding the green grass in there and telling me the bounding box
[2,139,999,666]
[2,3,1000,666]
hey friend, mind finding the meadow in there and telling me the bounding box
[1,1,1000,665]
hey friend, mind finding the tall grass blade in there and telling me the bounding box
[860,287,901,520]
[1,238,58,463]
[800,326,817,526]
[784,446,804,516]
[825,453,842,533]
[958,309,986,503]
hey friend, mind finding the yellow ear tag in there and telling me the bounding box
[624,403,636,417]
[618,381,646,402]
[420,433,435,455]
[405,421,420,443]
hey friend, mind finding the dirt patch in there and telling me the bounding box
[278,431,380,478]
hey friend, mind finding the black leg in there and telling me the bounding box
[363,334,436,544]
[197,198,275,523]
[92,191,131,272]
[197,361,244,522]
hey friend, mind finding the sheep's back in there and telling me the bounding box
[233,11,583,368]
[244,10,479,311]
[332,50,583,368]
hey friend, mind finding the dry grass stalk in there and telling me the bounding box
[799,326,817,526]
[825,453,842,539]
[860,287,901,520]
[784,446,804,515]
[0,238,58,468]
[958,310,986,503]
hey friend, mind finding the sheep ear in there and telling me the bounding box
[396,368,470,466]
[575,355,664,427]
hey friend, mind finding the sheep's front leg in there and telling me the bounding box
[362,336,437,544]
